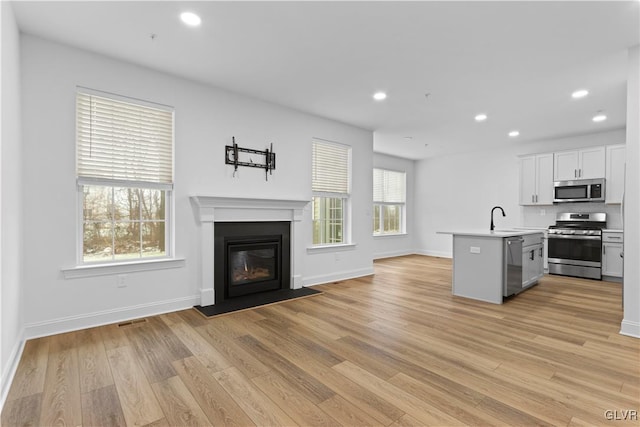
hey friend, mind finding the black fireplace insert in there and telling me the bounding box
[214,221,291,303]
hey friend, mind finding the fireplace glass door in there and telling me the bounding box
[226,240,281,297]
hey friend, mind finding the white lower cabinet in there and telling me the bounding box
[602,232,624,278]
[522,234,544,287]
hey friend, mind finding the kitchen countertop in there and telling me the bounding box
[437,229,544,238]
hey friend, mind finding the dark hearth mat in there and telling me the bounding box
[194,288,322,317]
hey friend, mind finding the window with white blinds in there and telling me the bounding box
[76,90,174,264]
[76,92,174,188]
[373,168,406,236]
[312,140,350,195]
[373,169,406,203]
[311,140,351,245]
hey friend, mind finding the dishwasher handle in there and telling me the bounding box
[507,238,525,245]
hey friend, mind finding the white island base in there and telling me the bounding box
[453,235,506,304]
[440,230,544,304]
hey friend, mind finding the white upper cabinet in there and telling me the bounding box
[579,147,606,179]
[554,150,579,181]
[519,153,553,205]
[605,144,626,204]
[554,146,605,181]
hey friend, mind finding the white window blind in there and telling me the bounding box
[76,92,174,188]
[312,140,350,194]
[373,169,406,203]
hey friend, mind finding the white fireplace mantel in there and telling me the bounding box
[191,196,310,306]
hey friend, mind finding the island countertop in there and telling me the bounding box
[437,229,545,238]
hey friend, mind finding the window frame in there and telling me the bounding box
[75,88,175,266]
[372,168,406,236]
[77,182,174,265]
[311,139,352,247]
[312,194,349,246]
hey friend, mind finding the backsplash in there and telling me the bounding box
[522,203,624,230]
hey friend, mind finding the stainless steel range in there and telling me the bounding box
[548,212,606,280]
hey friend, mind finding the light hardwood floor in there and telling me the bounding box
[2,255,639,426]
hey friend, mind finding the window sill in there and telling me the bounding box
[307,243,357,254]
[62,257,186,279]
[373,233,408,238]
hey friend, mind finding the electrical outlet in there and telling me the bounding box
[470,246,481,254]
[335,252,341,262]
[539,209,546,216]
[117,274,127,288]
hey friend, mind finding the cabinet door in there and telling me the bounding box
[536,153,554,204]
[602,243,623,277]
[519,156,536,205]
[535,244,544,280]
[579,146,605,179]
[554,151,579,181]
[606,144,626,204]
[522,245,543,286]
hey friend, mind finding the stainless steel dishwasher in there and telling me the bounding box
[504,237,523,297]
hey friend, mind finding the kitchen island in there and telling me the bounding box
[439,230,544,304]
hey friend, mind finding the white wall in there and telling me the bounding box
[622,45,639,338]
[20,35,373,337]
[1,0,25,405]
[414,128,626,258]
[372,153,415,259]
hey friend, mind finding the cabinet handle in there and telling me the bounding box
[603,246,606,255]
[579,169,582,178]
[607,236,622,239]
[620,252,624,258]
[530,250,535,260]
[539,247,543,257]
[574,169,577,178]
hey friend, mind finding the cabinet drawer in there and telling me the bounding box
[603,233,623,243]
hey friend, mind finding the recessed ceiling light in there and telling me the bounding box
[572,89,589,99]
[592,113,607,122]
[180,12,201,27]
[508,130,520,137]
[373,92,387,101]
[403,136,413,141]
[475,114,488,122]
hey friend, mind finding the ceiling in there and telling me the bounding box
[11,1,640,160]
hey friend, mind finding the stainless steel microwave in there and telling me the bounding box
[553,178,605,203]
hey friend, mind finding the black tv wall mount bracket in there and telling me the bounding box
[225,136,276,181]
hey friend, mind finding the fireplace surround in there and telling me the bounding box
[191,196,309,307]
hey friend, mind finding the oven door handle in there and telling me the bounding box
[547,234,602,241]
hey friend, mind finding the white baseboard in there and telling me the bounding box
[24,295,199,340]
[303,267,375,287]
[620,319,640,338]
[373,250,414,260]
[1,329,26,412]
[414,249,452,258]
